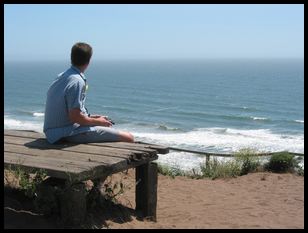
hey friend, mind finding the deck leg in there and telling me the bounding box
[58,182,87,226]
[135,162,158,221]
[35,178,87,226]
[34,177,65,216]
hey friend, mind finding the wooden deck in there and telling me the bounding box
[4,129,168,182]
[4,129,169,223]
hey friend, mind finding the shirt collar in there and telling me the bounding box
[71,65,86,81]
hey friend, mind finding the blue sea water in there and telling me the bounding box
[4,59,304,171]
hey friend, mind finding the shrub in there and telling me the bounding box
[200,158,241,180]
[157,163,186,178]
[267,152,295,173]
[234,148,261,175]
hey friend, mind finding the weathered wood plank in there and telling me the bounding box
[4,130,169,154]
[4,143,125,165]
[4,135,153,161]
[89,142,158,156]
[5,151,86,179]
[4,150,101,170]
[135,142,170,154]
[5,129,44,138]
[5,144,158,182]
[4,151,129,182]
[4,136,133,160]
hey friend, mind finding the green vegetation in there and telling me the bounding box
[157,163,187,178]
[265,152,304,175]
[6,165,47,198]
[101,176,125,203]
[234,148,262,175]
[157,150,304,179]
[200,158,241,179]
[266,152,294,172]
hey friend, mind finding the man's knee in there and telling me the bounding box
[119,132,134,143]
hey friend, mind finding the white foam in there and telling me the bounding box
[4,116,43,133]
[33,112,44,117]
[134,127,304,172]
[134,127,304,154]
[295,120,304,124]
[156,152,205,173]
[251,117,268,121]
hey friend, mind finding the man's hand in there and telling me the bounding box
[68,109,113,127]
[93,116,113,127]
[90,115,114,125]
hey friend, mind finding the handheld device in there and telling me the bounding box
[105,116,115,125]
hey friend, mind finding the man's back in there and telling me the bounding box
[44,66,88,143]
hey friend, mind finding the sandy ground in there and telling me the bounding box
[4,169,304,229]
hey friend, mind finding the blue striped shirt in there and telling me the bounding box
[43,66,93,143]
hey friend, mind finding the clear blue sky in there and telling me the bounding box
[4,4,304,61]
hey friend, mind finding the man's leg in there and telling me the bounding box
[118,131,134,143]
[64,126,134,143]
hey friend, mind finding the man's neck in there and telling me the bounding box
[74,64,88,73]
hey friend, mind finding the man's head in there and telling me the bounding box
[71,42,93,68]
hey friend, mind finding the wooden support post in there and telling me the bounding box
[58,182,87,226]
[206,155,210,167]
[34,177,65,216]
[135,162,158,221]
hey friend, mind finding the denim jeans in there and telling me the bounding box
[64,126,121,143]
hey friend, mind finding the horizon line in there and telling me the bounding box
[4,57,304,62]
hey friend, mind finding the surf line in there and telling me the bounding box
[137,141,304,157]
[168,146,304,157]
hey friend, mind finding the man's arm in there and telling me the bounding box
[68,108,113,127]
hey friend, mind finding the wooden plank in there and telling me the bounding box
[4,143,125,165]
[89,142,158,156]
[5,151,86,180]
[4,149,102,171]
[4,151,128,182]
[5,129,44,138]
[4,136,132,161]
[4,135,152,161]
[136,142,170,154]
[4,142,147,181]
[5,142,158,182]
[4,130,169,154]
[135,162,158,221]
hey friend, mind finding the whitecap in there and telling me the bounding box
[294,120,304,124]
[33,112,44,117]
[251,116,268,121]
[4,116,43,133]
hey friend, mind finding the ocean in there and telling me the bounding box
[4,59,304,171]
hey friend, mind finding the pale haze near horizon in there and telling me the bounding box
[4,4,304,61]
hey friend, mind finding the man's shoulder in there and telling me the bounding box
[55,67,85,89]
[67,74,84,83]
[65,75,85,92]
[60,67,84,81]
[64,70,85,85]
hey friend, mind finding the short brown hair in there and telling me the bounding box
[71,42,93,66]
